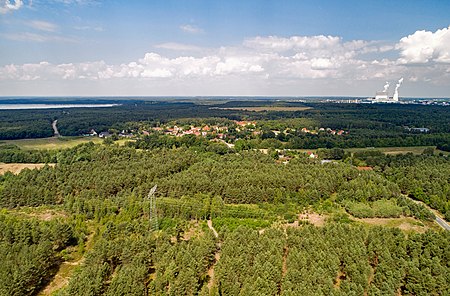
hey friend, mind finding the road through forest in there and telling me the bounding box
[52,120,60,137]
[405,195,450,231]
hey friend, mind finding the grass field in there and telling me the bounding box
[352,216,442,233]
[291,146,448,155]
[346,146,449,155]
[0,136,103,150]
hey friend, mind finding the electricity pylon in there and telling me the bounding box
[147,185,158,231]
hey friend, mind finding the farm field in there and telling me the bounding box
[0,162,55,175]
[285,146,448,155]
[346,146,450,155]
[0,136,103,150]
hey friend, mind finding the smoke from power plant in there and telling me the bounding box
[393,77,404,101]
[374,78,403,102]
[395,78,404,93]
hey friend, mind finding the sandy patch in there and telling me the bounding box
[25,209,67,221]
[182,221,204,241]
[0,163,55,175]
[298,212,326,227]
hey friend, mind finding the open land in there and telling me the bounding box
[0,136,133,150]
[0,137,102,150]
[346,146,450,155]
[0,163,55,175]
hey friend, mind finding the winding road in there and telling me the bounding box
[405,195,450,231]
[52,120,60,137]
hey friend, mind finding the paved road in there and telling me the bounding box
[435,216,450,231]
[405,195,450,231]
[52,120,60,137]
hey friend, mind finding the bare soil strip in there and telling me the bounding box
[298,212,326,227]
[39,232,95,295]
[207,219,219,238]
[0,163,55,175]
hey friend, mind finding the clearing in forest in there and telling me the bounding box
[11,207,67,221]
[346,146,449,155]
[352,216,435,233]
[39,232,95,295]
[298,212,327,227]
[0,163,55,175]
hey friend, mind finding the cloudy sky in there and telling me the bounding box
[1,0,450,97]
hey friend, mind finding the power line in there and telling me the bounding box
[147,185,158,231]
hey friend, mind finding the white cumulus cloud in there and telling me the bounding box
[396,26,450,64]
[2,27,450,96]
[0,0,23,14]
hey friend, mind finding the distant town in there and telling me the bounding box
[84,120,348,144]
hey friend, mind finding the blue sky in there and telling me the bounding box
[1,0,450,97]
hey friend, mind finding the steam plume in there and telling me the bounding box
[392,77,403,101]
[395,77,404,92]
[383,81,390,92]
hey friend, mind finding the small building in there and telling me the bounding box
[356,166,373,171]
[99,132,111,138]
[235,120,257,127]
[374,91,389,101]
[411,128,430,133]
[90,129,97,136]
[307,152,317,159]
[119,132,133,138]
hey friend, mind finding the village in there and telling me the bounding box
[85,120,348,144]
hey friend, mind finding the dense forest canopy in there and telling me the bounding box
[1,100,449,149]
[0,99,448,295]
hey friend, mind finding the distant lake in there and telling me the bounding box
[0,104,120,110]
